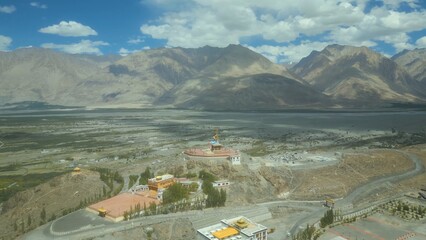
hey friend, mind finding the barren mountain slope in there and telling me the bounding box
[392,48,426,83]
[157,73,331,110]
[0,48,104,105]
[292,44,424,103]
[0,45,303,108]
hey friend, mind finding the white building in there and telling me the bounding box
[197,216,268,240]
[229,154,241,165]
[213,180,231,188]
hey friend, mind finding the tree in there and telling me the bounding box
[320,209,334,228]
[199,170,216,182]
[202,180,214,195]
[219,189,227,206]
[149,202,157,215]
[27,215,32,228]
[206,188,220,208]
[162,183,189,204]
[189,182,199,192]
[40,207,46,223]
[135,203,141,217]
[143,202,148,216]
[140,167,153,185]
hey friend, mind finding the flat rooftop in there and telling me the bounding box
[88,192,159,219]
[198,223,246,240]
[197,216,267,240]
[223,216,267,237]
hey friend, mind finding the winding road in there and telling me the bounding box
[24,151,424,240]
[286,151,424,239]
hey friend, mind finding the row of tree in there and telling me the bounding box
[292,224,317,240]
[319,209,334,228]
[122,197,207,221]
[93,167,124,196]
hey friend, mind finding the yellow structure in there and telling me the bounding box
[212,227,239,239]
[98,207,107,217]
[325,198,335,208]
[213,128,219,142]
[235,218,249,229]
[148,174,176,191]
[198,216,268,240]
[71,167,81,176]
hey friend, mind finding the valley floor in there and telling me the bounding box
[0,109,425,239]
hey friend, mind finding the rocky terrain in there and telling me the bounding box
[158,73,331,110]
[290,150,414,200]
[292,45,425,104]
[0,170,106,239]
[1,44,426,110]
[392,48,426,83]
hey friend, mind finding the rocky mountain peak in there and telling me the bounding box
[291,44,423,103]
[392,48,426,83]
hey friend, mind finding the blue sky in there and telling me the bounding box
[1,0,425,63]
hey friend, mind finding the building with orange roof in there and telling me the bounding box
[87,191,159,222]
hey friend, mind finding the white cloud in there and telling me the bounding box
[140,0,426,61]
[0,35,12,51]
[30,2,47,9]
[0,5,16,13]
[140,0,368,47]
[41,40,108,55]
[247,41,332,63]
[119,48,135,56]
[127,37,144,44]
[119,47,150,56]
[39,21,97,37]
[415,36,426,48]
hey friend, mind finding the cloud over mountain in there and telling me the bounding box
[140,0,426,63]
[39,21,98,37]
[41,40,108,55]
[0,35,12,51]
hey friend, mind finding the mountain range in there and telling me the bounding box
[0,44,425,110]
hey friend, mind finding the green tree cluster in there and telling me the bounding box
[198,170,217,182]
[292,224,317,240]
[320,209,334,228]
[93,167,124,196]
[128,174,139,188]
[199,170,226,208]
[206,188,226,208]
[162,183,189,204]
[139,167,154,185]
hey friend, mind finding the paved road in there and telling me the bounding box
[24,206,271,240]
[24,151,424,240]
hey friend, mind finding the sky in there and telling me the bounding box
[1,0,426,63]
